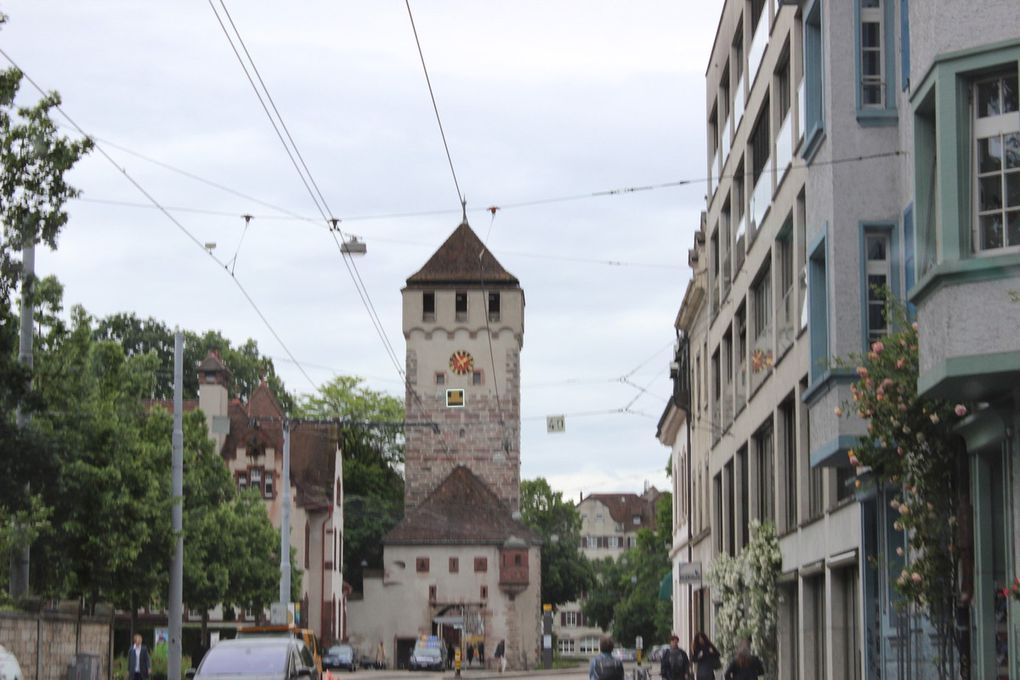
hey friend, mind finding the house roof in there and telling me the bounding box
[384,466,540,546]
[197,351,230,374]
[406,221,519,287]
[581,490,661,530]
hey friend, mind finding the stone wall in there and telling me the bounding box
[0,612,112,680]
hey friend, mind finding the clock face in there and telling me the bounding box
[450,351,474,375]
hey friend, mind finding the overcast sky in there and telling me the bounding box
[2,1,722,502]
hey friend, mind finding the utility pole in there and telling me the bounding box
[169,331,184,680]
[279,420,291,610]
[9,242,35,599]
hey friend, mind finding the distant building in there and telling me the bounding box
[180,352,346,642]
[348,219,541,670]
[552,489,661,657]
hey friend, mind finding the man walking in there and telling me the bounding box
[494,639,506,673]
[659,635,689,680]
[128,634,150,680]
[588,636,623,680]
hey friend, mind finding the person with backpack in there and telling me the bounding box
[589,636,624,680]
[660,635,690,680]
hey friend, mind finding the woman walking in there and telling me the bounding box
[722,639,764,680]
[690,632,721,679]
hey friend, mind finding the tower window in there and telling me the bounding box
[428,585,437,602]
[474,557,488,572]
[488,292,501,321]
[472,371,482,385]
[423,292,435,322]
[416,557,430,573]
[435,372,446,386]
[449,557,459,573]
[455,291,468,321]
[480,585,488,600]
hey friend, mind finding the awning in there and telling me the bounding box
[433,615,464,626]
[658,572,672,601]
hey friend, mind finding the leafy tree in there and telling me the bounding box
[296,376,404,588]
[519,478,594,607]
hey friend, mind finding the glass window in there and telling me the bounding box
[422,292,435,321]
[973,72,1020,252]
[455,291,468,321]
[865,232,892,342]
[860,0,884,107]
[264,472,274,498]
[488,292,500,321]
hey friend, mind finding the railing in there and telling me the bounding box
[734,75,746,130]
[776,110,793,183]
[797,79,806,143]
[777,285,795,356]
[748,11,770,88]
[750,164,772,235]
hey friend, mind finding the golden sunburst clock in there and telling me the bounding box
[449,350,474,375]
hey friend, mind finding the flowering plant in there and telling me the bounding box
[750,349,773,373]
[1000,578,1020,602]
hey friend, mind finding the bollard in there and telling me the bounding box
[455,648,462,678]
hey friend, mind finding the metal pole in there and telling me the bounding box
[9,242,35,599]
[169,331,184,680]
[280,421,291,608]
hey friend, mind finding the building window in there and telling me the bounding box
[423,291,435,322]
[416,557,430,573]
[474,557,487,572]
[864,231,892,342]
[752,264,772,344]
[238,473,248,491]
[859,0,884,107]
[249,467,262,494]
[973,71,1020,252]
[480,585,488,600]
[579,637,600,655]
[557,639,575,655]
[607,536,619,549]
[714,473,723,554]
[756,421,775,524]
[781,398,798,532]
[632,515,641,525]
[802,1,824,156]
[428,585,437,602]
[899,0,910,91]
[749,99,772,234]
[472,371,482,386]
[449,557,459,573]
[737,446,749,550]
[264,471,274,498]
[455,291,468,321]
[488,292,501,322]
[563,611,580,627]
[808,235,829,383]
[435,372,446,386]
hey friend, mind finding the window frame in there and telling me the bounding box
[422,291,436,322]
[972,71,1020,253]
[455,291,468,321]
[808,229,830,385]
[854,0,898,123]
[859,223,899,348]
[488,292,501,322]
[801,0,826,159]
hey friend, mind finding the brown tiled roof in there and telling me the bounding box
[144,399,199,413]
[406,221,519,287]
[582,489,661,530]
[197,351,230,374]
[384,466,540,546]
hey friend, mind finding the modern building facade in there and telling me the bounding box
[552,489,661,657]
[668,0,1020,677]
[348,220,541,671]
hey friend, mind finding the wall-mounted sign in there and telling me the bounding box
[678,561,703,585]
[546,415,565,433]
[446,388,466,408]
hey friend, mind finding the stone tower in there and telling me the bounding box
[401,219,524,512]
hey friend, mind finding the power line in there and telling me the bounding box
[0,48,320,395]
[403,0,463,206]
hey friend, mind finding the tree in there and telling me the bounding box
[296,376,404,587]
[519,478,594,607]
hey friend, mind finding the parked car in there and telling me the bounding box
[236,625,323,676]
[407,637,445,672]
[187,638,314,680]
[358,651,382,670]
[322,645,357,672]
[0,645,24,680]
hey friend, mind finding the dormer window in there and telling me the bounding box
[423,292,436,322]
[455,291,468,321]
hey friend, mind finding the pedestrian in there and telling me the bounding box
[588,636,624,680]
[375,641,386,670]
[447,642,455,670]
[468,643,475,667]
[722,639,764,680]
[495,639,506,673]
[478,641,485,668]
[660,635,690,680]
[690,632,721,680]
[127,634,150,680]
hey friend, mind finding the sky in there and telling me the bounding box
[1,1,723,502]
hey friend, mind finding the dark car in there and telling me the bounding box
[188,638,316,680]
[407,639,445,672]
[322,645,357,672]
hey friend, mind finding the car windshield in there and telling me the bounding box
[328,647,353,659]
[199,644,288,675]
[414,648,441,658]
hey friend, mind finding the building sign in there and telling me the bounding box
[446,389,465,408]
[678,561,703,585]
[546,415,565,433]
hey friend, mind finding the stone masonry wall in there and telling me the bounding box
[404,347,521,512]
[0,612,112,680]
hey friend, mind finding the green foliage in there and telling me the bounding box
[297,376,404,587]
[834,301,967,673]
[520,478,594,607]
[583,493,673,647]
[707,521,781,671]
[148,645,192,680]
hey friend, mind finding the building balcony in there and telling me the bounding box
[750,165,772,237]
[734,74,746,131]
[747,11,770,89]
[734,215,746,273]
[776,110,793,186]
[721,116,732,168]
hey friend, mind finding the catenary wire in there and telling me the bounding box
[0,48,320,394]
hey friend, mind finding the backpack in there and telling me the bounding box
[594,656,624,680]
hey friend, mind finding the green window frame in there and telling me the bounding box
[854,0,898,125]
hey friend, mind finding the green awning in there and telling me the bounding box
[658,571,672,601]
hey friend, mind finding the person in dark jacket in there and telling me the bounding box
[127,634,150,680]
[690,632,721,679]
[495,639,506,673]
[722,639,764,680]
[660,635,690,680]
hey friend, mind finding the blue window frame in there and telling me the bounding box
[808,230,829,384]
[899,0,910,91]
[858,222,900,349]
[854,0,897,125]
[801,0,825,160]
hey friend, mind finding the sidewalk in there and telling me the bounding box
[442,663,588,680]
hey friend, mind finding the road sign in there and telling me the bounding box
[546,415,565,433]
[678,562,703,585]
[635,636,643,650]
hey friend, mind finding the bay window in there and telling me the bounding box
[973,72,1020,252]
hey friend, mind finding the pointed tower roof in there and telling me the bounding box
[406,220,519,287]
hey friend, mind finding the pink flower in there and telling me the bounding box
[856,366,869,378]
[896,358,906,369]
[871,340,885,353]
[899,504,910,515]
[912,322,919,331]
[834,406,844,417]
[882,378,894,389]
[911,572,922,584]
[868,351,879,361]
[896,547,904,557]
[955,404,968,417]
[930,413,940,424]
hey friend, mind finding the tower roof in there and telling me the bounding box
[384,466,540,546]
[406,220,519,287]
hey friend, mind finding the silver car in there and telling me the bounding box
[188,638,314,680]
